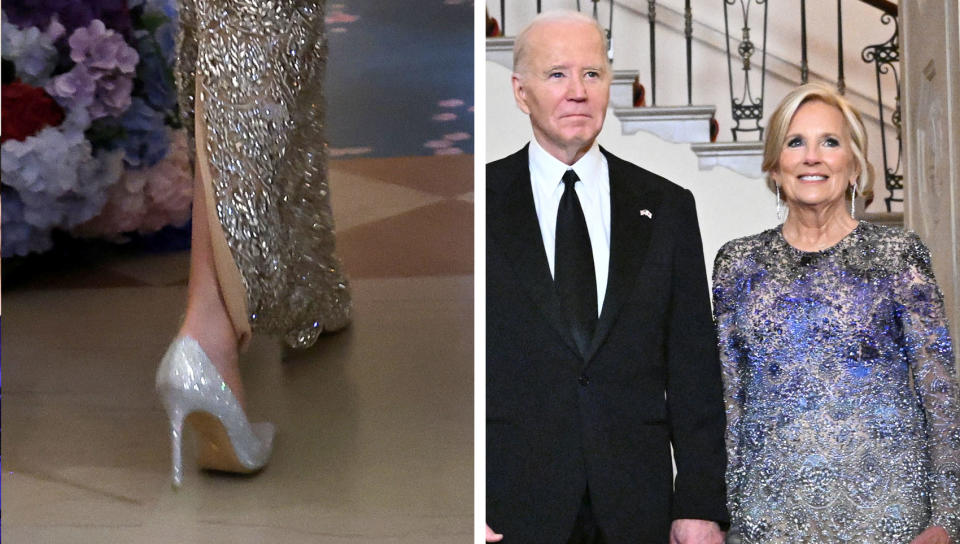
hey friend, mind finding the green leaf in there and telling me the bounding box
[139,12,169,33]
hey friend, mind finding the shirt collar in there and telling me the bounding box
[529,138,604,190]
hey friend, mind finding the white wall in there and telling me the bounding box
[488,0,904,213]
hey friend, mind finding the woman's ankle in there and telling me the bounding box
[178,312,245,407]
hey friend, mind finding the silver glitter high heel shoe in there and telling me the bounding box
[156,336,275,487]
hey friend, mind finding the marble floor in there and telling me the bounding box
[1,155,474,543]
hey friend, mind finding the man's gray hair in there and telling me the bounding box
[512,10,610,75]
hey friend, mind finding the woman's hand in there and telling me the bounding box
[670,519,725,544]
[486,523,503,542]
[910,526,950,544]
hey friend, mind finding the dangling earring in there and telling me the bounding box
[776,183,784,221]
[850,181,857,219]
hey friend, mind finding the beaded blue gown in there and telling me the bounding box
[713,221,960,543]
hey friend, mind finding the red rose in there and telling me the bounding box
[1,80,66,144]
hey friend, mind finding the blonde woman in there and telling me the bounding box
[713,83,959,543]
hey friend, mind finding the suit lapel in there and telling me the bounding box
[490,147,581,357]
[583,148,661,364]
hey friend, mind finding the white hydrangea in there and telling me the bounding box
[1,107,124,255]
[1,12,65,85]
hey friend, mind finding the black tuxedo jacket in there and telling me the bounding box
[486,145,728,543]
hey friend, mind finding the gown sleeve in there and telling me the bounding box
[897,232,960,541]
[712,241,747,526]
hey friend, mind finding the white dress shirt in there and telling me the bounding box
[528,139,611,314]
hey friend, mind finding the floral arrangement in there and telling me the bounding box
[1,0,192,257]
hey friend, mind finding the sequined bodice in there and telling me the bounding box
[713,222,960,543]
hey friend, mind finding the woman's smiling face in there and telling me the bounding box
[774,99,859,212]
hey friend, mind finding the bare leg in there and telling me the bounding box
[177,169,245,408]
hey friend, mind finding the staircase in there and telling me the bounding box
[486,1,904,269]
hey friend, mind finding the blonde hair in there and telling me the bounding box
[762,83,874,202]
[512,10,610,75]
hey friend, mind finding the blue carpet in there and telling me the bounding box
[325,1,474,158]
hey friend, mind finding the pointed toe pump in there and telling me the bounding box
[156,336,274,487]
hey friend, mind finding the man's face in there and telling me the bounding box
[512,20,611,164]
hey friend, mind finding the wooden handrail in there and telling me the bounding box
[858,0,897,17]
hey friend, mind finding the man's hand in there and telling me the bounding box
[486,523,503,542]
[670,519,724,544]
[910,526,950,544]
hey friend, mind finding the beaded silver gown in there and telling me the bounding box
[713,222,960,543]
[175,0,351,348]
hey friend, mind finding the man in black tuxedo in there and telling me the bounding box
[486,10,728,544]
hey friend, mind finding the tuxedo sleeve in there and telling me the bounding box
[664,188,730,525]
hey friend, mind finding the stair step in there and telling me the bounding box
[611,70,640,108]
[487,37,515,70]
[690,141,764,178]
[613,105,715,144]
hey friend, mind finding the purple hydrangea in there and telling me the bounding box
[91,72,135,118]
[69,19,138,72]
[45,19,138,119]
[3,0,131,39]
[45,63,97,109]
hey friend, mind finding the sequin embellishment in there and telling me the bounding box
[176,0,351,348]
[713,222,960,543]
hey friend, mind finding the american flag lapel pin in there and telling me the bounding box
[640,209,653,219]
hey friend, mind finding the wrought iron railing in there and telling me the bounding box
[489,0,902,209]
[724,0,767,141]
[861,13,902,211]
